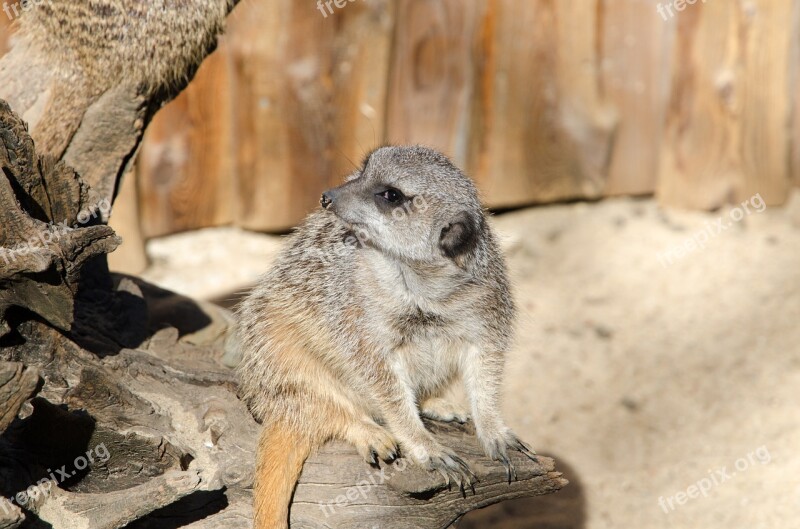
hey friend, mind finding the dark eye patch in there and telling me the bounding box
[377,188,403,203]
[373,185,409,213]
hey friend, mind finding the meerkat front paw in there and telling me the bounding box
[346,421,399,467]
[410,443,476,493]
[420,397,470,423]
[479,427,537,484]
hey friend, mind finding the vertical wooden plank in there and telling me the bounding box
[137,39,235,238]
[657,0,793,209]
[788,0,800,187]
[107,168,148,275]
[385,0,483,167]
[227,0,293,232]
[739,0,793,203]
[230,0,394,232]
[657,2,736,209]
[328,0,394,185]
[466,0,616,208]
[599,0,674,196]
[0,10,13,55]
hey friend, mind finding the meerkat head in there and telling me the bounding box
[320,146,485,264]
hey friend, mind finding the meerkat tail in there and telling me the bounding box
[253,423,313,529]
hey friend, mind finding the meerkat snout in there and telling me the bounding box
[320,192,333,209]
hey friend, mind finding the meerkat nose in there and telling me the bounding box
[320,192,333,209]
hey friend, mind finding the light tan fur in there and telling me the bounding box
[238,146,536,528]
[13,0,234,156]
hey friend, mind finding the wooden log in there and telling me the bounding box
[292,426,565,528]
[31,471,204,529]
[0,502,23,529]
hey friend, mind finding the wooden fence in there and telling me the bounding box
[2,0,799,238]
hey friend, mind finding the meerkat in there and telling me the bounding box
[237,145,536,528]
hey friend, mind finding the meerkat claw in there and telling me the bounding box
[498,454,516,484]
[427,449,476,493]
[509,436,538,462]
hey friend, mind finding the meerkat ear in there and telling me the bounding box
[439,211,479,258]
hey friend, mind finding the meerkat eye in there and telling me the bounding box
[377,188,404,204]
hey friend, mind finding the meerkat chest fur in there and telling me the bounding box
[356,247,486,394]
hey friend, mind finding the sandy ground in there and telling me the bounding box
[131,191,800,529]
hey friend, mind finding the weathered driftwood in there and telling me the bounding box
[292,427,565,528]
[0,101,121,334]
[0,363,39,434]
[0,502,23,529]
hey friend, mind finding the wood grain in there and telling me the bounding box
[466,0,616,208]
[657,0,793,209]
[292,423,566,528]
[0,100,121,334]
[0,362,38,434]
[738,0,794,204]
[386,0,483,167]
[788,0,800,188]
[0,12,11,55]
[137,41,236,238]
[229,0,394,232]
[599,0,674,197]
